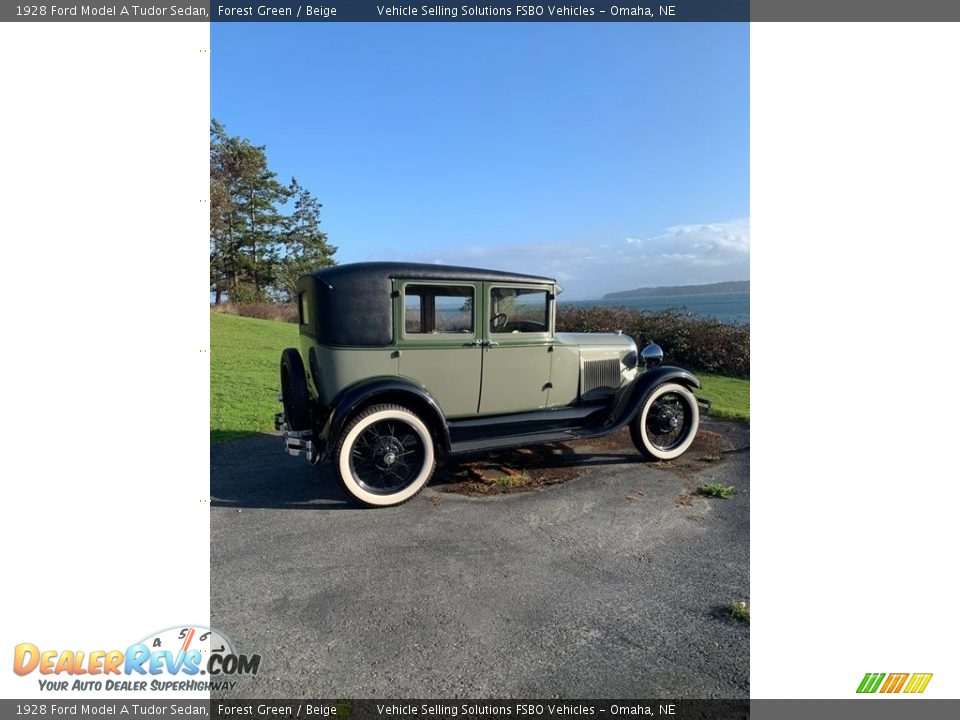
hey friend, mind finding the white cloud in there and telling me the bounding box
[388,218,749,299]
[626,218,750,259]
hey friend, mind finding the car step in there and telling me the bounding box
[275,412,315,458]
[282,432,314,458]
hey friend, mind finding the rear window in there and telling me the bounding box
[298,291,309,325]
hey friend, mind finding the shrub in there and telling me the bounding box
[556,306,749,378]
[211,302,298,323]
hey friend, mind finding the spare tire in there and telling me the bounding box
[280,348,311,431]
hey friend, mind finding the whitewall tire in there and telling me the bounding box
[334,404,435,507]
[630,382,700,460]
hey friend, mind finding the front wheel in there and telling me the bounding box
[334,404,435,507]
[630,382,699,460]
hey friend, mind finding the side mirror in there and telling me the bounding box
[641,343,664,368]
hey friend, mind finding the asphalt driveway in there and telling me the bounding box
[210,418,749,698]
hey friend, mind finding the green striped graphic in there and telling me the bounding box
[857,671,933,694]
[856,672,886,693]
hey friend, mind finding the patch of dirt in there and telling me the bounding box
[626,488,646,504]
[569,427,734,479]
[435,443,584,495]
[645,431,735,479]
[435,426,735,496]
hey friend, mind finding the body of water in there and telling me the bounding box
[562,292,750,325]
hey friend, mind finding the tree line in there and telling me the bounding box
[210,119,336,304]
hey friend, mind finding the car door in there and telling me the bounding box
[395,280,483,419]
[478,283,554,416]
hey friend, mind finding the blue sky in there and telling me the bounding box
[212,23,748,299]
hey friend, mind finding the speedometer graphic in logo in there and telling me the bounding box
[138,625,236,675]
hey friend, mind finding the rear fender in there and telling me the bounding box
[319,377,451,460]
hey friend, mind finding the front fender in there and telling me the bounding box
[319,376,451,460]
[619,365,701,423]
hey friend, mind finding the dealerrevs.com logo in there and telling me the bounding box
[857,672,933,694]
[13,625,260,692]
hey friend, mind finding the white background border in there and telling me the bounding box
[752,22,959,698]
[0,22,210,698]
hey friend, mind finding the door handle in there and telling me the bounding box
[467,339,499,347]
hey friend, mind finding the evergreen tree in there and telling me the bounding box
[276,178,338,301]
[210,120,318,304]
[210,120,238,305]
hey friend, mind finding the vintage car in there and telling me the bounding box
[276,262,706,507]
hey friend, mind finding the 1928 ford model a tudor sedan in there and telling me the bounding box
[276,262,706,507]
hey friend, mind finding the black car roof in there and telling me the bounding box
[307,262,555,286]
[298,262,556,347]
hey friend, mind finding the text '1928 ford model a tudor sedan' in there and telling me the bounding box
[276,262,707,507]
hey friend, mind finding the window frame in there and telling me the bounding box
[397,280,479,342]
[297,291,310,327]
[485,283,554,340]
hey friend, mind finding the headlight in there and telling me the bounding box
[641,343,664,368]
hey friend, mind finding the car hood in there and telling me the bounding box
[555,332,635,349]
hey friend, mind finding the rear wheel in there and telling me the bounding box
[280,348,311,431]
[334,404,435,507]
[630,382,699,460]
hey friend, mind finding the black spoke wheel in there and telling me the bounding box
[335,404,435,507]
[630,382,699,460]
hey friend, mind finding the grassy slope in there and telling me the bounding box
[211,312,297,443]
[211,312,749,442]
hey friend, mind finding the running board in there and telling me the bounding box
[449,403,606,430]
[448,427,599,456]
[447,404,609,446]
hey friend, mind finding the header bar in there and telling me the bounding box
[5,0,960,22]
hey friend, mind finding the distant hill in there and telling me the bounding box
[603,280,749,300]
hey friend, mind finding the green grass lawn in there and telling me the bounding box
[697,373,750,422]
[211,311,297,443]
[211,312,749,442]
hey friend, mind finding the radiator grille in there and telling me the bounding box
[581,358,621,396]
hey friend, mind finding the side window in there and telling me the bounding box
[403,284,474,334]
[298,292,309,325]
[491,287,550,333]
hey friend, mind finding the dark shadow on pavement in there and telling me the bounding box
[211,433,361,510]
[212,418,749,510]
[212,433,645,510]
